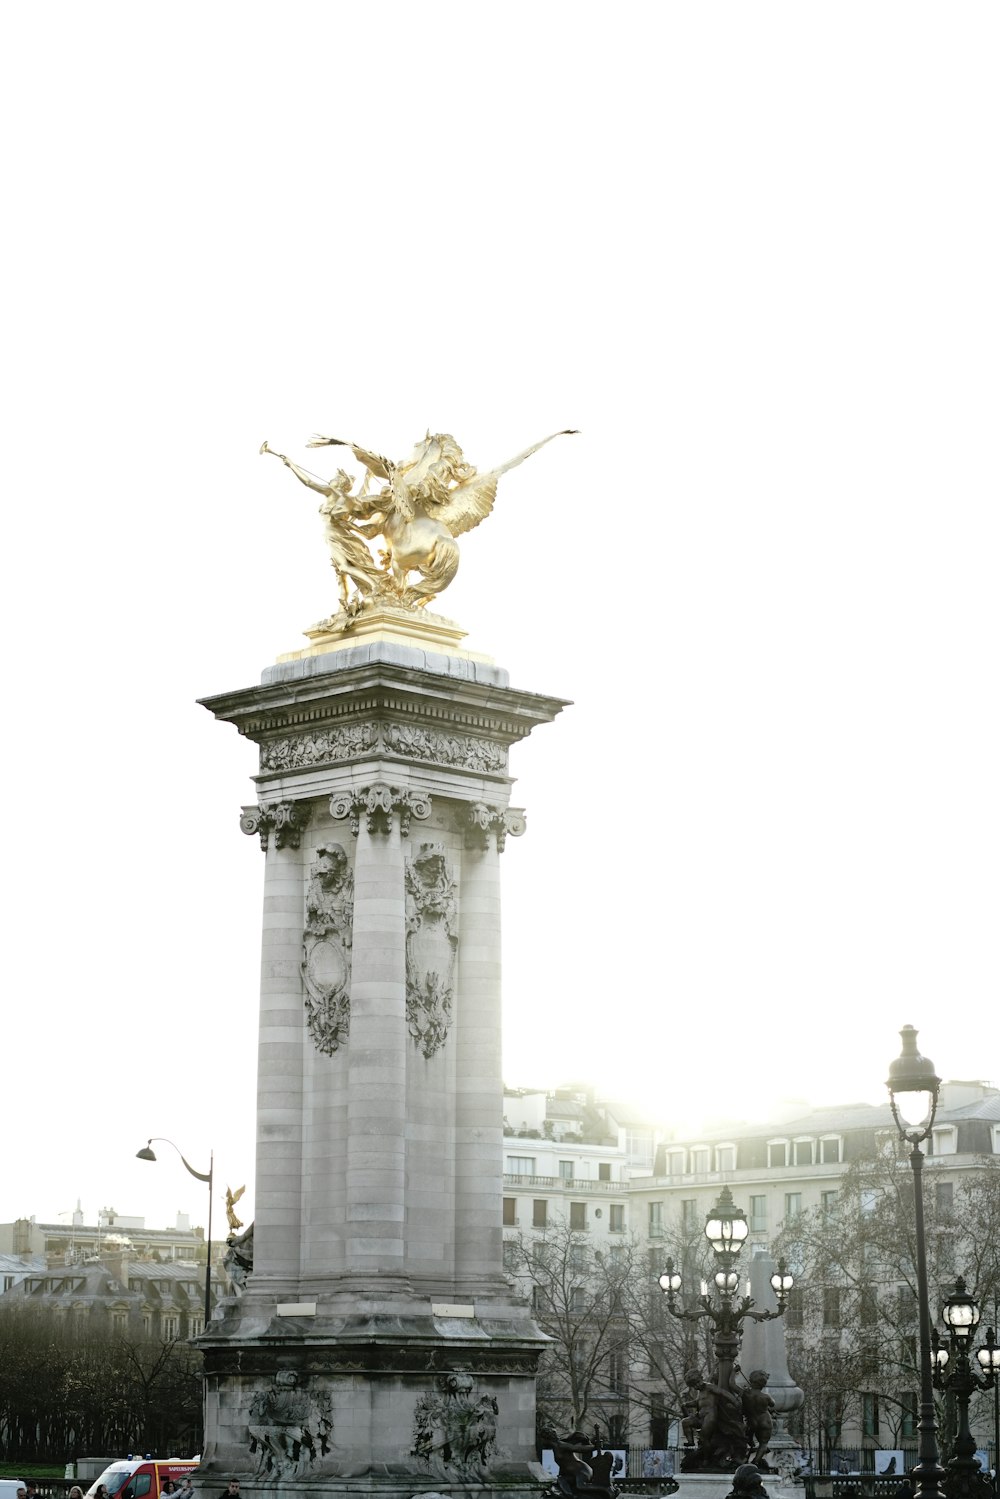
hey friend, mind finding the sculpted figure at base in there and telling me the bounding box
[742,1370,776,1469]
[261,427,576,614]
[541,1428,621,1499]
[680,1366,749,1471]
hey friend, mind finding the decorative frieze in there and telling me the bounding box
[301,844,354,1056]
[464,802,527,852]
[259,722,377,772]
[405,843,458,1059]
[330,782,431,837]
[248,1371,333,1479]
[240,800,313,851]
[412,1373,499,1479]
[384,722,507,775]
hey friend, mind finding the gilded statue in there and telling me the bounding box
[261,428,576,614]
[225,1183,246,1233]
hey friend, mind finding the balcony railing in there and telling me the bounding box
[503,1174,623,1190]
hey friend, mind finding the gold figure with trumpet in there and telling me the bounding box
[261,428,576,615]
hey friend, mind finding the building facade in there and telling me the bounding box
[501,1080,1000,1466]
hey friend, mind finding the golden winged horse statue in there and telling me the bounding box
[262,428,576,609]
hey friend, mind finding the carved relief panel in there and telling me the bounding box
[404,842,458,1058]
[301,843,354,1055]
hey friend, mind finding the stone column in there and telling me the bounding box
[333,784,428,1278]
[240,800,312,1292]
[453,803,524,1286]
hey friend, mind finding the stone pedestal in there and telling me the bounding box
[197,610,567,1499]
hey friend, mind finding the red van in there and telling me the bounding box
[86,1458,199,1499]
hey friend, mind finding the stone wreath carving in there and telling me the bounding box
[384,723,507,775]
[301,844,354,1055]
[260,722,377,772]
[405,843,458,1058]
[330,782,431,837]
[465,802,527,852]
[411,1372,499,1478]
[248,1370,333,1479]
[241,800,313,851]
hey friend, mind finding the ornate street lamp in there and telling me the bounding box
[887,1025,946,1499]
[137,1137,214,1324]
[658,1186,795,1470]
[932,1279,1000,1499]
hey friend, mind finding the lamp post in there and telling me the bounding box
[931,1279,1000,1499]
[658,1186,795,1470]
[137,1137,214,1325]
[886,1025,946,1499]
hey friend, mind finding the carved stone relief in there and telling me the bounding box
[405,843,458,1058]
[464,802,526,852]
[301,843,354,1055]
[240,800,313,851]
[247,1370,333,1479]
[384,722,507,775]
[411,1372,499,1479]
[222,1222,253,1295]
[260,722,377,772]
[330,782,431,837]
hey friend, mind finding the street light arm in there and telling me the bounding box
[141,1137,212,1183]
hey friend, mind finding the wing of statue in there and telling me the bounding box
[228,1184,246,1205]
[307,434,394,483]
[433,429,578,537]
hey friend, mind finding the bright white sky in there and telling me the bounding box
[3,4,998,1238]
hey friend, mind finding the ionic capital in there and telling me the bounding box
[330,782,432,837]
[464,802,526,853]
[240,799,313,851]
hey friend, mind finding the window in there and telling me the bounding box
[650,1393,668,1448]
[189,1315,204,1337]
[559,1160,574,1180]
[690,1148,709,1173]
[608,1346,627,1394]
[897,1284,917,1321]
[668,1149,686,1175]
[111,1309,128,1333]
[648,1201,663,1237]
[570,1201,586,1231]
[784,1193,802,1222]
[935,1181,954,1214]
[609,1204,625,1233]
[131,1479,152,1498]
[785,1287,803,1329]
[901,1392,917,1439]
[503,1198,516,1226]
[681,1199,699,1231]
[570,1286,586,1313]
[570,1243,589,1272]
[793,1139,814,1166]
[750,1195,767,1231]
[821,1190,839,1216]
[508,1155,535,1176]
[860,1288,878,1327]
[820,1136,842,1164]
[930,1127,957,1156]
[162,1314,179,1340]
[823,1287,841,1327]
[768,1141,788,1168]
[862,1392,879,1438]
[626,1130,654,1167]
[503,1241,518,1270]
[598,1161,611,1181]
[716,1145,736,1172]
[533,1199,548,1229]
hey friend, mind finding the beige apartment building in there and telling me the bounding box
[502,1080,1000,1463]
